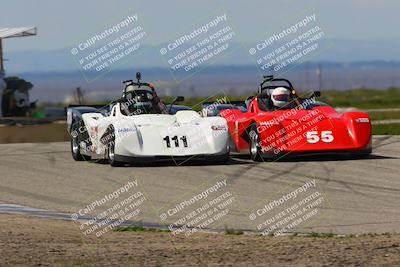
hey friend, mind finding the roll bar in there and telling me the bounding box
[258,75,294,94]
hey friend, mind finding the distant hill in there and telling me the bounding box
[8,62,400,103]
[4,39,400,73]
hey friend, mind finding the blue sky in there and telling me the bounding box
[1,0,399,51]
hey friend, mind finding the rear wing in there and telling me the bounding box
[66,104,111,114]
[202,101,246,109]
[227,101,246,109]
[201,101,247,117]
[67,104,109,109]
[66,104,111,131]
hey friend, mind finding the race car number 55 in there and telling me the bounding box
[306,131,334,144]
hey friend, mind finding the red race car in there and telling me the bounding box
[220,75,372,161]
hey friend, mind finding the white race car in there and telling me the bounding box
[67,73,229,166]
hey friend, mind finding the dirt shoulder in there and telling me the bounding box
[1,214,400,266]
[0,122,69,144]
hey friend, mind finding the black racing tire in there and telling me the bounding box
[70,137,91,161]
[107,131,123,167]
[210,152,230,163]
[351,148,372,159]
[249,123,263,162]
[219,152,230,162]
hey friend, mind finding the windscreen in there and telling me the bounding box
[120,90,167,115]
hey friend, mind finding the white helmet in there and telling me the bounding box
[271,87,291,108]
[125,84,139,93]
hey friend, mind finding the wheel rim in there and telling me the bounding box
[108,141,115,161]
[72,138,79,154]
[250,131,259,155]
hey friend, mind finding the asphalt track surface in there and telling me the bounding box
[0,136,399,235]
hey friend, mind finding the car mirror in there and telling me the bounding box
[168,96,185,114]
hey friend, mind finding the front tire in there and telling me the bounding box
[70,137,91,161]
[352,147,372,159]
[249,123,263,162]
[209,152,229,163]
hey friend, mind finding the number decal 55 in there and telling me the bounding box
[306,131,334,144]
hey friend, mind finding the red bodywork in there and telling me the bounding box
[220,96,372,157]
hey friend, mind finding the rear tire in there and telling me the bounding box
[352,148,372,159]
[249,123,263,162]
[71,137,91,161]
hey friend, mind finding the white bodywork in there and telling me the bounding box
[76,102,229,159]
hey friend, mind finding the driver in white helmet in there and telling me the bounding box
[270,87,293,110]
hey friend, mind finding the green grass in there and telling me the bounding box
[368,110,400,121]
[39,87,400,111]
[307,232,336,238]
[224,225,244,235]
[168,88,400,111]
[319,87,400,109]
[114,226,170,233]
[372,124,400,135]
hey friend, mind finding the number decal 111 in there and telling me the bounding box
[163,136,188,148]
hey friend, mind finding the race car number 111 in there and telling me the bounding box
[163,135,188,148]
